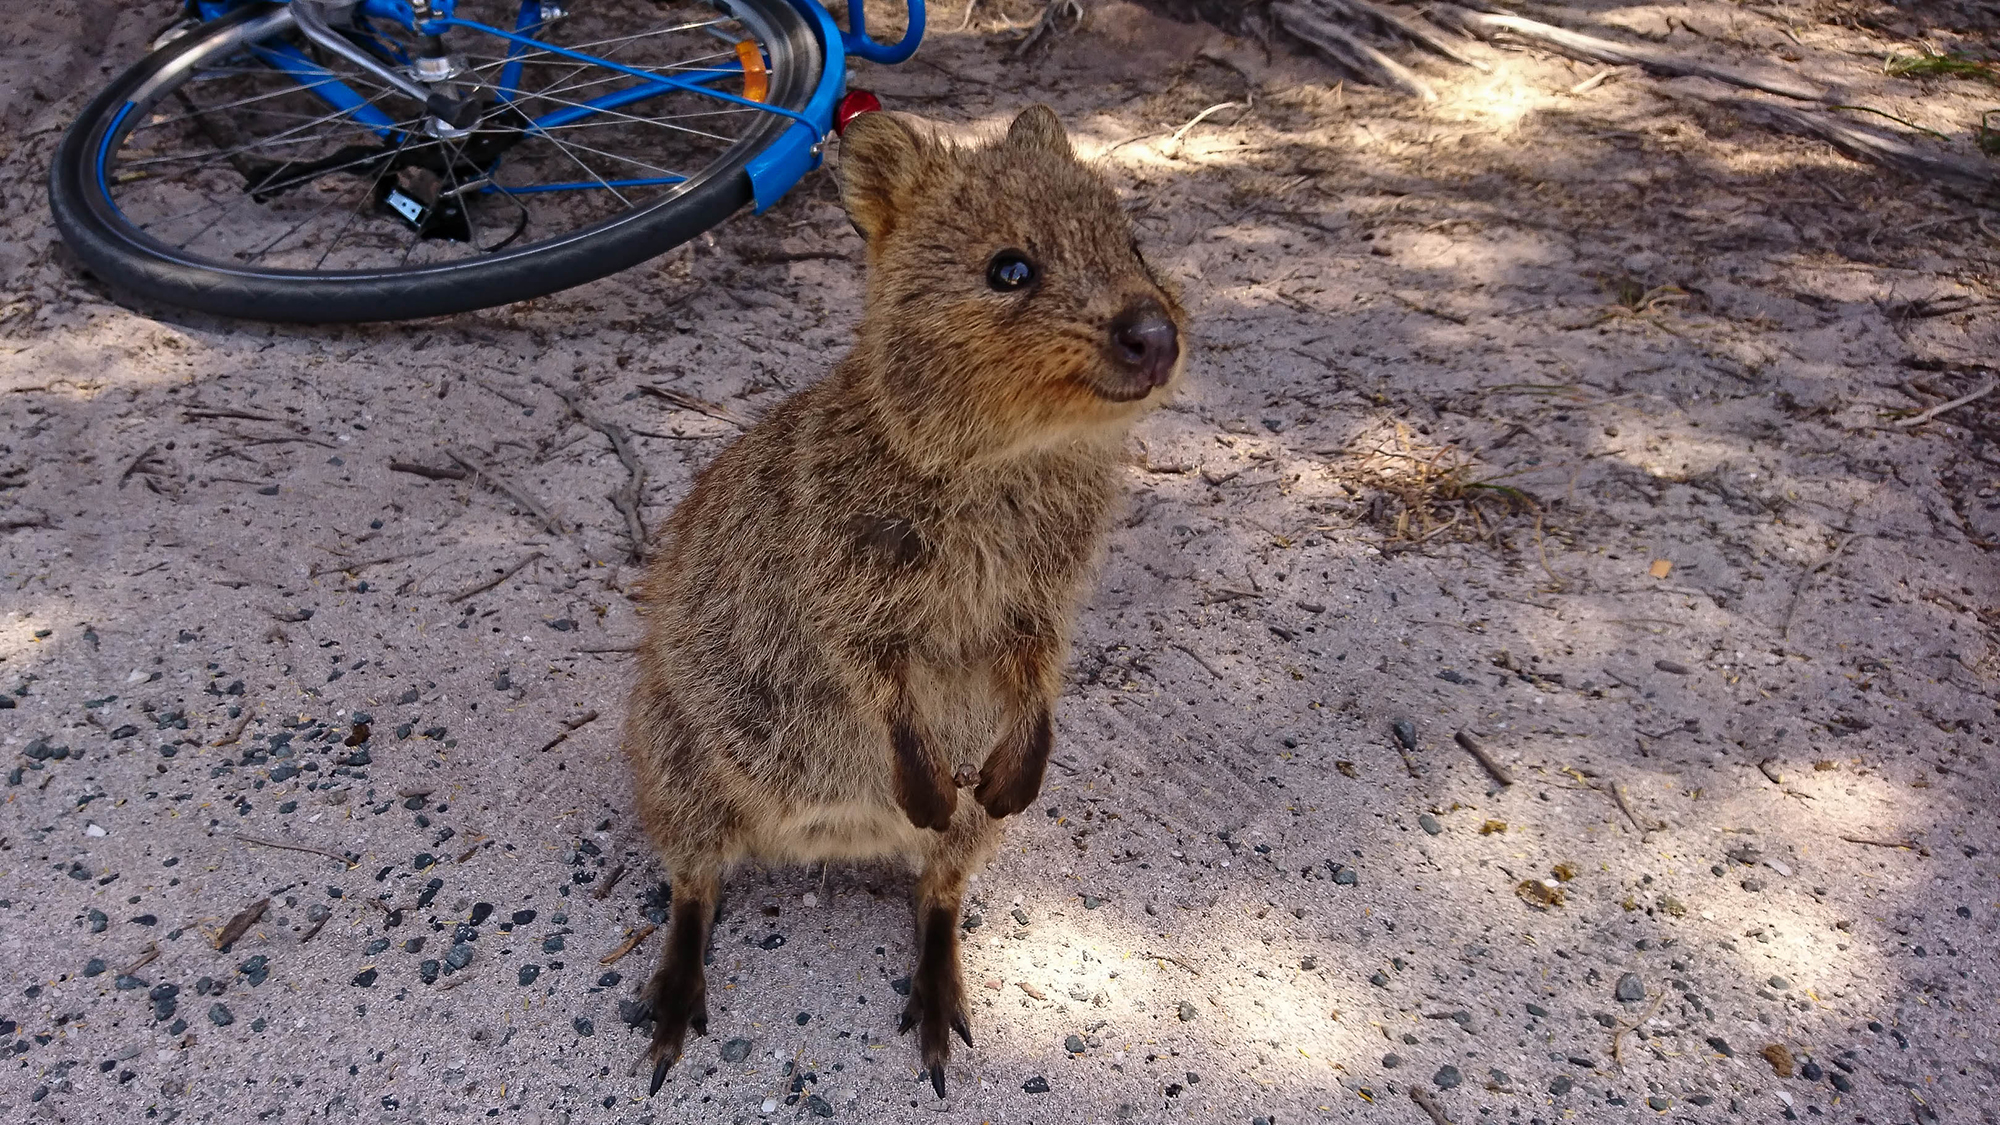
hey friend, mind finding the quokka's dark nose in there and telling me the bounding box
[1109,302,1180,388]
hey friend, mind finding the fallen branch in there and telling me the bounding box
[1322,0,1487,70]
[1274,1,1436,100]
[1687,93,2000,198]
[1430,4,1821,100]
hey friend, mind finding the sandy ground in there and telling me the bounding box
[4,1,2000,1123]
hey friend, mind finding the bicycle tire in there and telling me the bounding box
[48,1,823,323]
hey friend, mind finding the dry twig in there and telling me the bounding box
[553,386,649,562]
[448,451,567,536]
[445,551,544,605]
[1453,730,1513,786]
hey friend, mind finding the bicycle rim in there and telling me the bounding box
[59,0,818,318]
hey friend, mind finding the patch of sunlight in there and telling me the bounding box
[0,313,204,396]
[1436,67,1546,135]
[0,598,93,667]
[969,888,1379,1083]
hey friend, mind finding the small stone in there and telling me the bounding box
[760,933,786,950]
[1707,1036,1734,1057]
[1615,973,1646,1002]
[1742,878,1765,892]
[1800,1061,1823,1081]
[1022,1076,1050,1094]
[444,943,473,971]
[1065,1035,1086,1054]
[795,1012,810,1026]
[1829,1071,1854,1093]
[1178,1001,1197,1022]
[352,968,378,988]
[1647,1095,1672,1111]
[1331,865,1358,885]
[1526,1002,1550,1017]
[573,1017,594,1037]
[1369,971,1390,987]
[1768,976,1790,991]
[543,935,565,953]
[805,1094,833,1117]
[1418,814,1442,836]
[1391,718,1417,751]
[519,964,541,986]
[1433,1065,1462,1090]
[1082,895,1104,909]
[1382,1054,1401,1068]
[721,1038,753,1062]
[208,1004,234,1026]
[512,909,537,925]
[1654,659,1688,674]
[1550,1075,1574,1095]
[761,1098,778,1114]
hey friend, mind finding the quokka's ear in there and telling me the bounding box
[838,112,928,244]
[1004,104,1071,158]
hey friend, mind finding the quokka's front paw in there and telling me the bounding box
[645,966,709,1095]
[897,958,972,1098]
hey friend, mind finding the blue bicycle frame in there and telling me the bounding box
[185,0,926,212]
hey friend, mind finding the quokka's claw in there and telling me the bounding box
[649,1056,672,1096]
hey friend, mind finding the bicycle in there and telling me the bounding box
[48,0,923,323]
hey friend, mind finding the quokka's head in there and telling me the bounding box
[838,105,1187,458]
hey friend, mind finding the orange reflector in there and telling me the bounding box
[735,40,768,103]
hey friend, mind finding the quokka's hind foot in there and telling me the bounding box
[644,959,708,1094]
[642,877,717,1095]
[898,904,971,1098]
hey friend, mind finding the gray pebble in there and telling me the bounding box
[1768,976,1790,991]
[1177,1001,1197,1022]
[1489,1069,1510,1087]
[1707,1036,1733,1057]
[1065,1034,1086,1054]
[444,943,473,971]
[1615,973,1646,1002]
[573,1017,594,1037]
[720,1038,752,1062]
[1331,865,1358,886]
[1433,1064,1462,1089]
[1654,659,1689,674]
[1647,1095,1672,1110]
[1526,1002,1549,1017]
[1742,878,1764,892]
[208,1004,234,1026]
[1369,971,1390,987]
[518,964,540,986]
[1549,1075,1573,1095]
[1382,1054,1401,1068]
[1418,814,1442,836]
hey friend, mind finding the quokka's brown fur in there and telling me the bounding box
[622,105,1187,1099]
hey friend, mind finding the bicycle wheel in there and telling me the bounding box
[49,0,824,323]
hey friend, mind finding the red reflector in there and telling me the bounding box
[834,89,882,135]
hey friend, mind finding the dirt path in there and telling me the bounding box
[3,2,1997,1123]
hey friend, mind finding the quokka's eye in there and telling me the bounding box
[986,250,1036,292]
